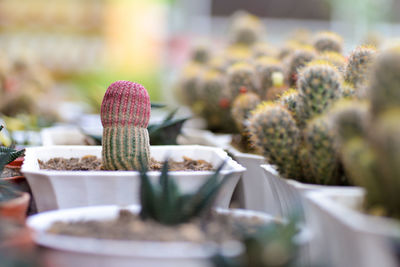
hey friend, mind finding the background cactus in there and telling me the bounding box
[101,81,151,170]
[229,12,264,46]
[255,56,284,99]
[333,47,400,218]
[344,46,377,90]
[252,42,278,58]
[227,62,259,98]
[231,92,261,132]
[249,103,303,179]
[312,31,343,53]
[265,72,288,101]
[177,63,204,109]
[200,69,237,132]
[303,115,343,185]
[317,51,346,72]
[286,47,316,86]
[278,89,300,124]
[296,61,342,126]
[190,44,211,64]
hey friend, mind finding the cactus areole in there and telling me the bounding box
[101,81,151,170]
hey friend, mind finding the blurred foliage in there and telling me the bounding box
[70,69,162,113]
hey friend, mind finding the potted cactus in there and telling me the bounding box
[306,46,400,267]
[27,161,276,267]
[22,81,245,212]
[248,43,377,218]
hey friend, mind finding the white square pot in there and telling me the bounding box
[27,205,276,267]
[22,145,245,212]
[226,146,280,217]
[306,189,399,267]
[177,129,232,148]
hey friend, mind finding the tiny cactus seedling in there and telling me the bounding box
[101,81,151,170]
[139,159,229,225]
[286,47,316,86]
[369,46,400,117]
[344,46,377,90]
[312,31,343,53]
[296,60,342,126]
[231,92,261,132]
[227,62,259,98]
[255,56,284,99]
[249,103,303,179]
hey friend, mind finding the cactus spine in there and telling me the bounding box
[101,81,151,170]
[286,47,316,86]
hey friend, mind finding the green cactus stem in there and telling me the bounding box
[286,47,316,86]
[312,31,343,53]
[344,46,377,90]
[227,62,259,98]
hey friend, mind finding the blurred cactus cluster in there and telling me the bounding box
[0,52,56,132]
[176,11,393,188]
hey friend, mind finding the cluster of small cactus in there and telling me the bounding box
[333,47,400,218]
[248,59,351,184]
[101,81,151,170]
[285,47,316,86]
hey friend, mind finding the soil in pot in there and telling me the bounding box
[0,167,22,179]
[38,155,214,172]
[47,209,267,243]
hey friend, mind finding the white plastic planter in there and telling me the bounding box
[226,146,280,217]
[27,205,276,267]
[306,189,399,267]
[22,145,245,212]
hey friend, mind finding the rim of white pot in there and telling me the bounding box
[21,145,246,177]
[27,205,277,259]
[306,190,400,238]
[226,145,265,161]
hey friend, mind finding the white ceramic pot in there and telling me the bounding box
[22,145,245,212]
[226,146,280,217]
[27,205,276,267]
[306,189,399,267]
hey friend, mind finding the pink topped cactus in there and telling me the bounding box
[101,81,151,170]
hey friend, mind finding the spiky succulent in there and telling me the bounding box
[317,51,346,72]
[278,89,300,124]
[344,46,377,90]
[369,46,400,117]
[231,92,261,132]
[101,81,151,170]
[0,126,25,168]
[296,61,342,126]
[255,57,284,99]
[303,115,343,185]
[332,46,400,218]
[286,47,316,86]
[139,159,228,225]
[226,45,253,65]
[312,31,343,53]
[200,69,237,133]
[177,63,204,108]
[249,103,303,179]
[227,62,259,98]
